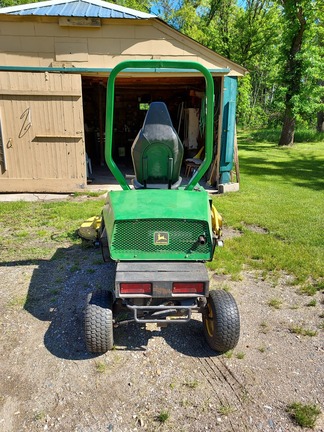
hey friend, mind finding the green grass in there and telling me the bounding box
[183,379,199,389]
[306,299,317,307]
[235,351,245,359]
[71,191,106,198]
[259,321,269,334]
[157,410,170,423]
[250,129,324,143]
[95,361,107,374]
[287,402,321,428]
[0,198,105,261]
[298,281,324,296]
[7,294,28,309]
[268,298,283,309]
[34,411,46,421]
[218,404,235,416]
[290,325,317,337]
[0,130,323,286]
[224,349,234,358]
[209,132,324,284]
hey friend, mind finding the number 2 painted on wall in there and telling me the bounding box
[19,107,32,138]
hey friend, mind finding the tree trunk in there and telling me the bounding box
[317,111,324,132]
[317,80,324,132]
[279,107,295,145]
[278,1,307,146]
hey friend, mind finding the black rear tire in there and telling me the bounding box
[203,289,240,353]
[85,290,114,353]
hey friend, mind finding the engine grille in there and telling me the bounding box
[111,219,212,260]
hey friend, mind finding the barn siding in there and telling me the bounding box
[0,17,244,75]
[0,8,246,192]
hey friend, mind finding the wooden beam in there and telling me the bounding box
[0,90,81,97]
[0,178,86,193]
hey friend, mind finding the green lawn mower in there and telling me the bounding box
[84,60,240,354]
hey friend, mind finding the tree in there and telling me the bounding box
[0,0,39,6]
[109,0,152,12]
[151,0,324,134]
[200,1,283,128]
[316,20,324,132]
[152,0,206,40]
[0,0,152,9]
[2,0,322,133]
[278,0,324,145]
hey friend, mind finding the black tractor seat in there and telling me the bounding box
[131,102,184,189]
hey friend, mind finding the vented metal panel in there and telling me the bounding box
[111,219,212,261]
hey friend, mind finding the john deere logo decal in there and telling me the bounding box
[154,232,169,245]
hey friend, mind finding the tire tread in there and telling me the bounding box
[203,289,240,353]
[85,290,114,353]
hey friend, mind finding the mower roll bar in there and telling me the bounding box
[105,60,214,191]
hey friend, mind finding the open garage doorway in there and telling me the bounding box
[81,75,221,186]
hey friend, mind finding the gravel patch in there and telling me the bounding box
[0,244,323,431]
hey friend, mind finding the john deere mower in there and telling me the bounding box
[84,60,240,354]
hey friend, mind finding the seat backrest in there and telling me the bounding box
[131,102,183,188]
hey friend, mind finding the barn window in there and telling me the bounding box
[0,113,6,173]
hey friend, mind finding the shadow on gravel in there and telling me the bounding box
[22,245,116,360]
[114,320,219,358]
[21,244,218,360]
[162,320,220,358]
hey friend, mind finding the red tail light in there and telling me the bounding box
[120,283,152,294]
[172,282,204,294]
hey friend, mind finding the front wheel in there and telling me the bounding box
[203,289,240,353]
[85,290,114,353]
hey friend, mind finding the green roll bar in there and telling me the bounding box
[105,60,214,191]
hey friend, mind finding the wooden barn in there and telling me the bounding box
[0,0,246,193]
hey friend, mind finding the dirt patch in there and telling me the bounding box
[0,243,323,432]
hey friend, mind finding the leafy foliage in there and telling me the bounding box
[150,0,324,135]
[109,0,151,12]
[287,402,321,428]
[1,0,323,136]
[0,0,38,6]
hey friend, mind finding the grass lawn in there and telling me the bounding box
[0,195,105,262]
[0,131,323,290]
[210,130,324,287]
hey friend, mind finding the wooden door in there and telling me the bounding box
[0,71,86,192]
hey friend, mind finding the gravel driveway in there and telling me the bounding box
[0,239,323,431]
